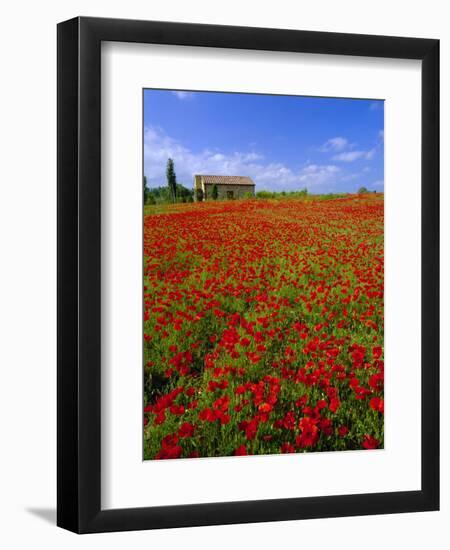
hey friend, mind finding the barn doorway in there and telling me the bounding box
[226,190,234,200]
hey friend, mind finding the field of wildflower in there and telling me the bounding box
[143,194,384,460]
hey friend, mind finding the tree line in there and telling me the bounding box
[143,158,379,205]
[144,158,194,205]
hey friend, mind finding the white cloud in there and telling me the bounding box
[144,126,342,191]
[371,179,384,189]
[332,148,376,162]
[171,91,195,100]
[319,137,349,152]
[319,132,382,164]
[296,164,340,188]
[340,172,361,182]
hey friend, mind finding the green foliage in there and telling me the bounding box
[176,183,194,202]
[256,190,276,199]
[212,184,219,200]
[148,186,171,202]
[146,183,194,205]
[166,158,177,203]
[254,188,349,201]
[256,188,308,200]
[358,186,369,194]
[143,176,150,204]
[195,188,204,202]
[315,192,347,201]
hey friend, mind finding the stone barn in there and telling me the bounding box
[194,175,255,201]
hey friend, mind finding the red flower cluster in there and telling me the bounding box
[143,195,384,459]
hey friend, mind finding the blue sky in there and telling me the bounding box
[143,89,384,193]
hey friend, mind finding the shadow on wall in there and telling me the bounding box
[25,507,56,525]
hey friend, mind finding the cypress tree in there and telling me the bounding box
[166,158,177,203]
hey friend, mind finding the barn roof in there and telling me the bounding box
[197,175,255,186]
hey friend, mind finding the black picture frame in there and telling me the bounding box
[57,16,439,533]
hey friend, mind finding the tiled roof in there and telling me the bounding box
[197,175,255,186]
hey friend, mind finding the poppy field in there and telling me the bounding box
[143,194,384,460]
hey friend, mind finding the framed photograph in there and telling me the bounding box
[57,17,439,533]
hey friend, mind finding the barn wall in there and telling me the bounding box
[204,184,255,200]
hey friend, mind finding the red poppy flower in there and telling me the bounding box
[218,413,231,425]
[280,442,296,453]
[319,418,333,436]
[169,404,185,416]
[338,426,349,437]
[316,399,327,410]
[178,422,195,438]
[234,444,248,456]
[362,434,380,449]
[199,408,217,422]
[258,402,273,413]
[282,411,296,430]
[329,397,340,413]
[372,346,383,359]
[369,396,384,413]
[155,445,182,460]
[296,417,319,448]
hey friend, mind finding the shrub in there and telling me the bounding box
[256,190,275,199]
